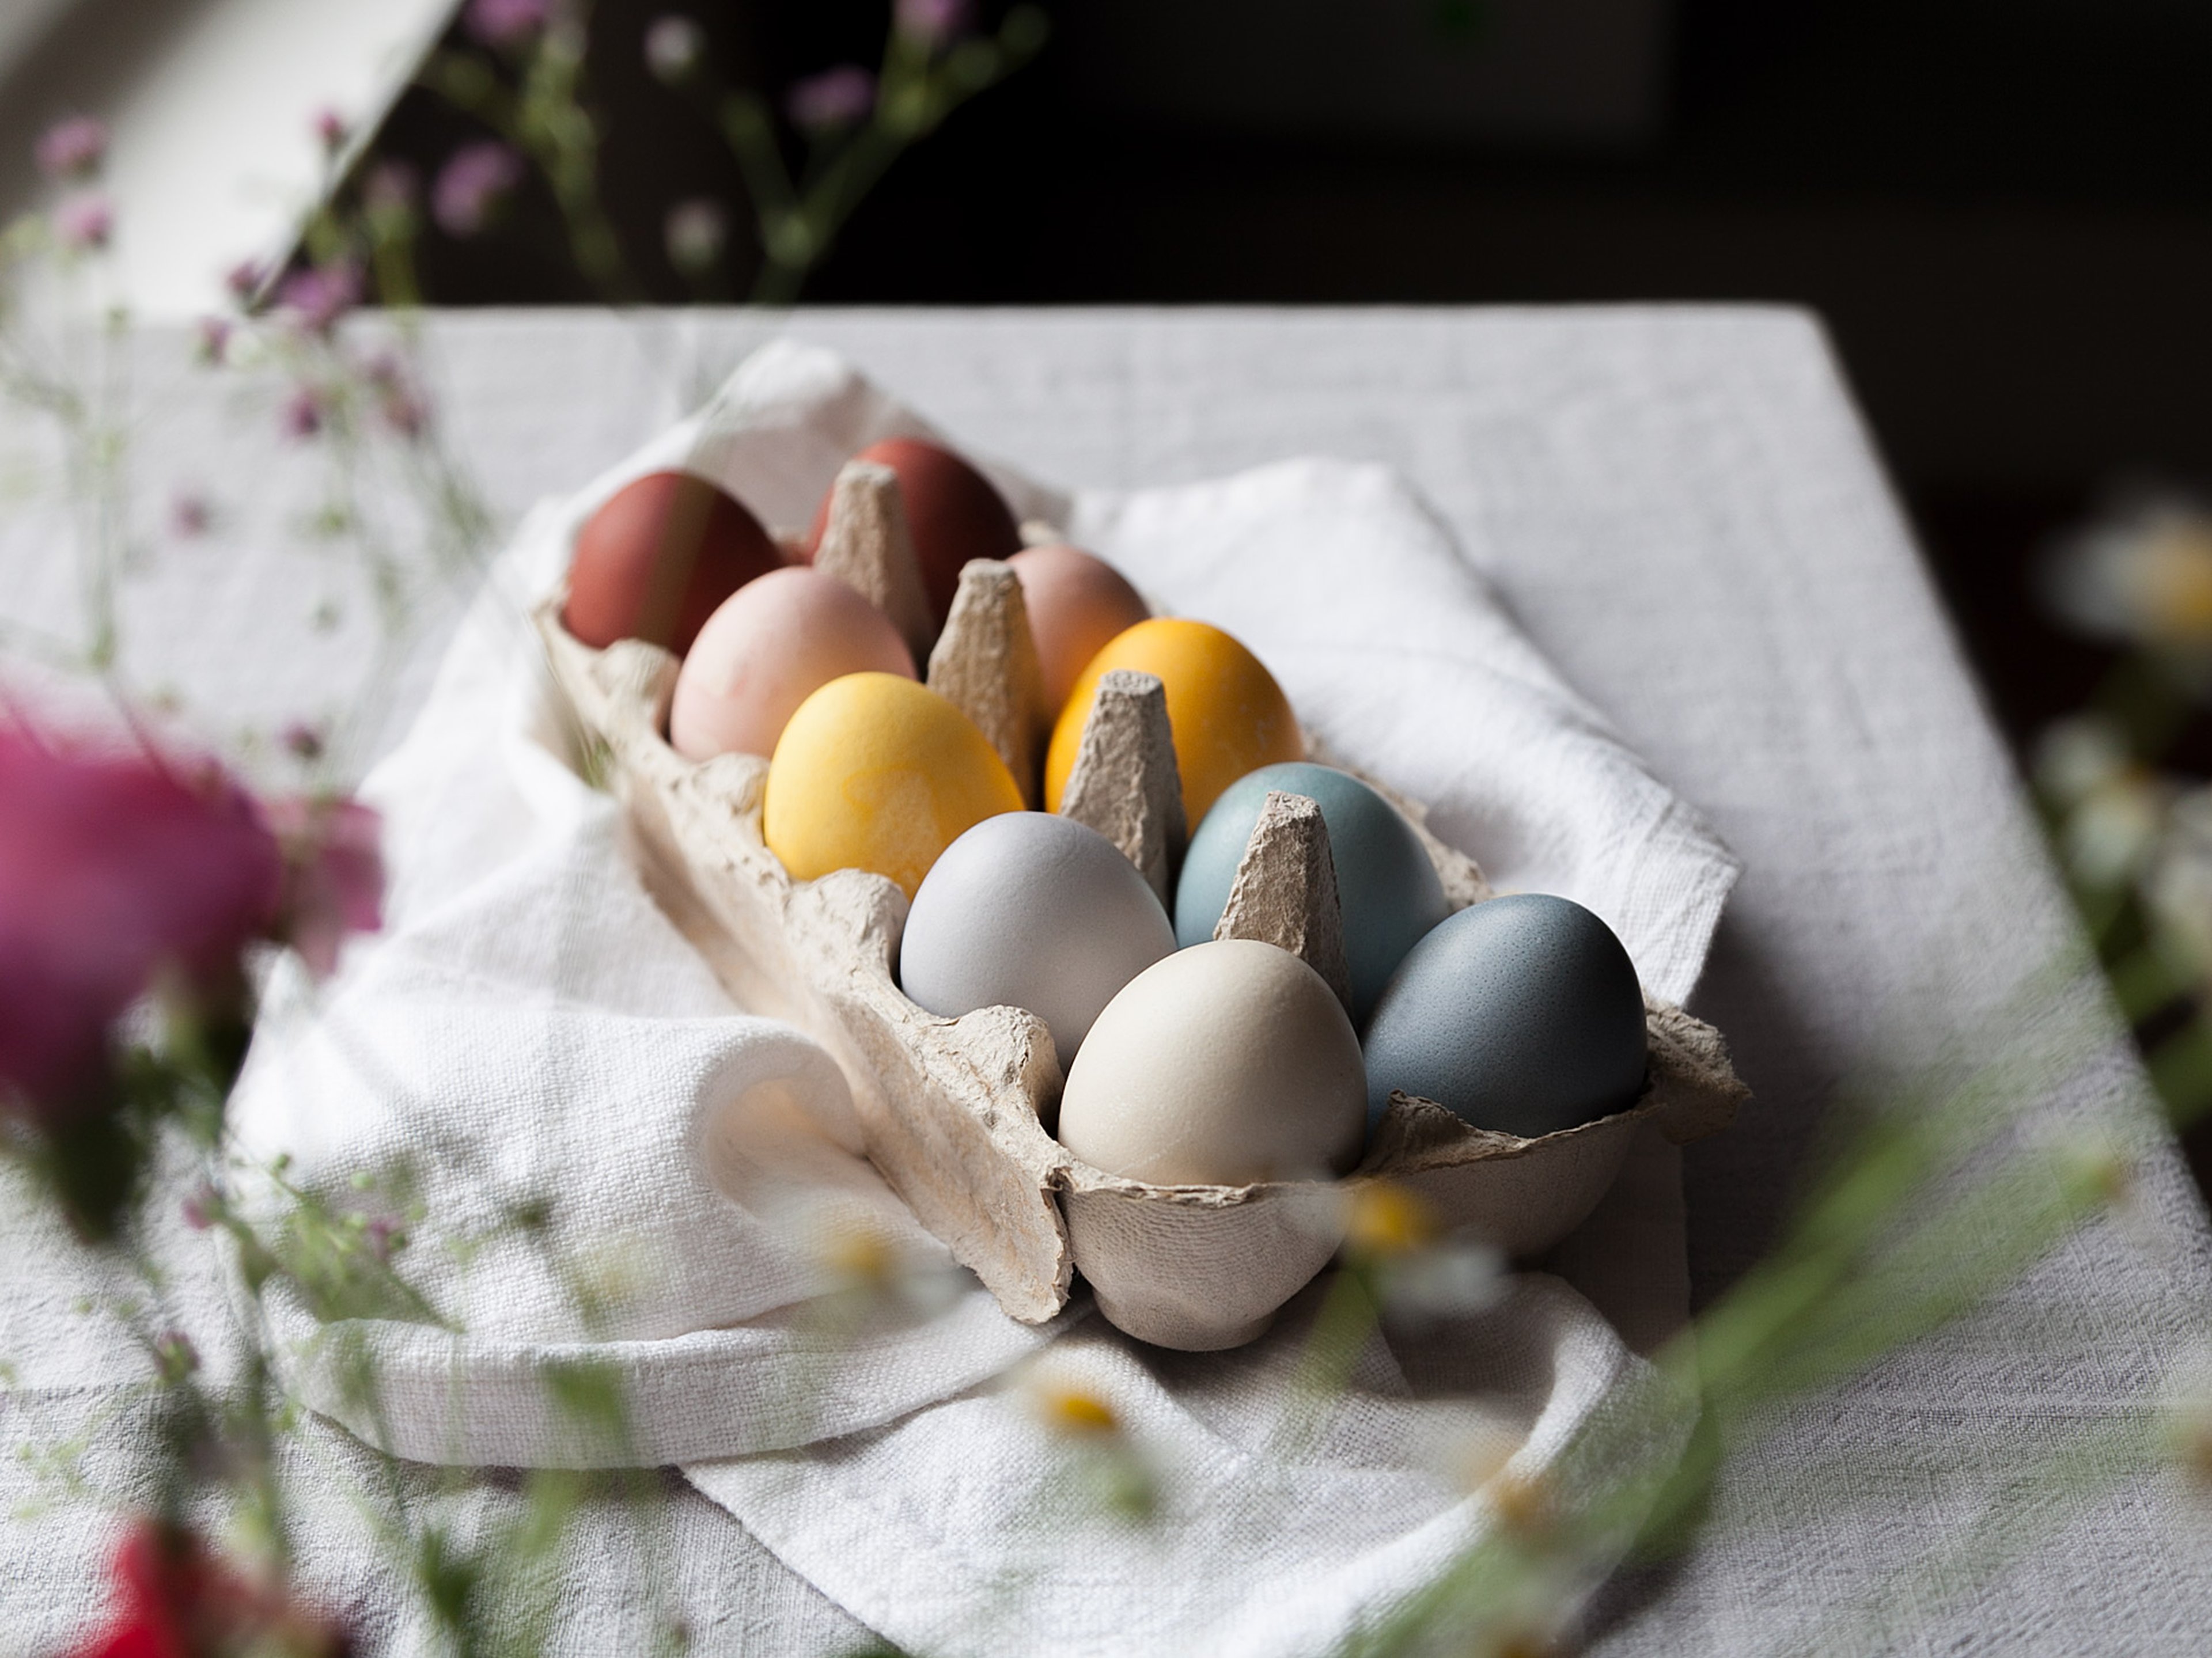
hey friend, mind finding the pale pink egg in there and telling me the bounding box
[1008,545,1152,712]
[670,567,916,761]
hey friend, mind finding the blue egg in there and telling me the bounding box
[1174,762,1450,1022]
[1362,893,1647,1138]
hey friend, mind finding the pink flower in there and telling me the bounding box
[169,490,211,539]
[0,733,283,1117]
[225,260,265,305]
[433,141,524,237]
[664,198,726,275]
[36,116,108,180]
[895,0,973,46]
[54,193,112,252]
[194,316,231,366]
[276,261,360,336]
[467,0,550,48]
[786,65,876,132]
[262,797,384,981]
[279,721,326,764]
[280,385,324,441]
[313,108,347,154]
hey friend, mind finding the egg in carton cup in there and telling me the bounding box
[536,460,1749,1351]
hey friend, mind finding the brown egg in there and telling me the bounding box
[564,471,783,656]
[806,438,1021,626]
[1007,545,1152,711]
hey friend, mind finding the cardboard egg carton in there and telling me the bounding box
[535,463,1749,1350]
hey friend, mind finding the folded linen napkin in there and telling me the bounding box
[223,339,1738,1649]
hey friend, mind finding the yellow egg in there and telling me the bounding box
[766,672,1023,896]
[1044,618,1304,824]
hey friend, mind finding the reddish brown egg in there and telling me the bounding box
[805,438,1022,626]
[563,471,783,656]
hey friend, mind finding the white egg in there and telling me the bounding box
[899,813,1175,1075]
[1058,938,1366,1186]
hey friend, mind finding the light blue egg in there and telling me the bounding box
[1173,761,1449,1022]
[1361,893,1647,1138]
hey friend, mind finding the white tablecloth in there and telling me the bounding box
[5,307,2209,1655]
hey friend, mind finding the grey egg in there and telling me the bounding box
[1362,893,1647,1139]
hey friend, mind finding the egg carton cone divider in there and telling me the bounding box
[534,471,1748,1348]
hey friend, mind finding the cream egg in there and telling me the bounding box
[899,813,1176,1075]
[671,568,916,761]
[1057,939,1366,1186]
[1007,545,1152,712]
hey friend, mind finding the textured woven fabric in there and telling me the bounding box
[4,309,2208,1655]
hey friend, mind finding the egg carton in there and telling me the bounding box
[533,466,1749,1350]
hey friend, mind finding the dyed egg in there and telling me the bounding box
[1362,894,1647,1138]
[670,568,916,762]
[807,438,1021,626]
[1044,619,1304,825]
[900,813,1175,1074]
[1007,545,1152,712]
[1058,939,1365,1186]
[764,672,1022,896]
[1175,762,1449,1022]
[565,470,783,655]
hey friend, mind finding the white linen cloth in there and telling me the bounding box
[218,338,1739,1654]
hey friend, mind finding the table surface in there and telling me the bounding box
[4,306,2209,1655]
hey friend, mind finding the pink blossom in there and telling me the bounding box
[895,0,973,46]
[194,316,231,366]
[0,733,283,1117]
[225,260,265,305]
[279,721,326,763]
[312,108,347,154]
[180,1182,218,1230]
[787,65,876,132]
[467,0,551,50]
[36,117,107,181]
[276,261,360,336]
[262,797,384,981]
[54,194,112,252]
[433,142,524,237]
[169,490,211,538]
[279,385,324,441]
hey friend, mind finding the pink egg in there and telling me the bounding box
[1008,545,1152,712]
[670,567,917,761]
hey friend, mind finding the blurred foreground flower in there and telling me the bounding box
[2043,495,2212,651]
[1017,1360,1157,1522]
[466,0,549,51]
[664,199,726,278]
[787,66,877,134]
[433,142,524,238]
[69,1520,350,1658]
[264,797,385,981]
[276,262,361,337]
[0,731,282,1118]
[643,14,704,83]
[895,0,975,48]
[37,117,108,181]
[54,194,113,253]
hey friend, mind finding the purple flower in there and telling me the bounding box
[54,194,112,252]
[644,14,704,82]
[169,490,211,539]
[280,385,324,441]
[260,797,384,981]
[895,0,973,47]
[0,733,283,1117]
[786,65,876,132]
[664,198,726,275]
[313,108,347,154]
[225,260,264,305]
[466,0,550,48]
[433,141,524,237]
[276,261,360,337]
[36,117,107,181]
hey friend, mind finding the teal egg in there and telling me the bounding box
[1362,893,1647,1137]
[1174,761,1449,1021]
